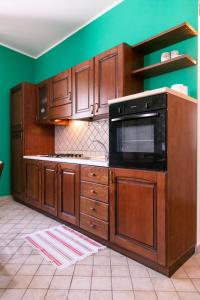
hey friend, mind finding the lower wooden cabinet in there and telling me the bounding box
[42,162,58,216]
[24,159,42,209]
[58,163,80,225]
[109,168,166,266]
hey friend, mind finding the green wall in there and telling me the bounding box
[0,0,198,196]
[0,46,35,196]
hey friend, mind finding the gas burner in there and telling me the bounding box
[46,153,83,158]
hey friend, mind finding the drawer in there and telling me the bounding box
[80,197,108,221]
[81,181,108,203]
[81,165,108,185]
[80,213,108,240]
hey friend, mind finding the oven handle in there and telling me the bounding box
[110,112,159,122]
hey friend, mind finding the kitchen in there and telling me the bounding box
[0,0,199,299]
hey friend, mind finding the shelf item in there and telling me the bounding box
[131,55,196,78]
[132,22,197,54]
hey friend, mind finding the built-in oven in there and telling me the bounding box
[109,93,167,171]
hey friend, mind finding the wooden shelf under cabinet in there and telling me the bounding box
[131,55,196,78]
[132,22,197,54]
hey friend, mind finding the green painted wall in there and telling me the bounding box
[35,0,198,98]
[0,46,35,196]
[0,0,198,196]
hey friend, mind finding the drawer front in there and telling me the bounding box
[80,213,108,240]
[80,197,108,221]
[81,181,108,203]
[81,165,108,185]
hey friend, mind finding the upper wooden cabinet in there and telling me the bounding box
[49,69,72,119]
[72,59,94,119]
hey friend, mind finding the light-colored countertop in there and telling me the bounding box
[108,87,197,105]
[23,155,109,167]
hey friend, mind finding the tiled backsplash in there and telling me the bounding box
[55,119,109,157]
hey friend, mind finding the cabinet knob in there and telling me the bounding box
[90,223,96,229]
[90,172,96,176]
[90,207,96,211]
[90,190,96,194]
[95,103,99,113]
[90,104,94,115]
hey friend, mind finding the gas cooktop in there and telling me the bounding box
[40,153,83,158]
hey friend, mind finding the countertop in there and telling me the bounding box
[108,87,197,105]
[23,155,109,167]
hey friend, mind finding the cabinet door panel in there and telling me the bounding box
[11,131,23,200]
[72,59,94,118]
[110,168,166,265]
[42,162,57,216]
[24,160,41,209]
[11,87,23,130]
[58,164,79,225]
[37,80,50,123]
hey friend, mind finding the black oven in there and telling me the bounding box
[109,93,167,171]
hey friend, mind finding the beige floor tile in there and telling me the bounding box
[74,265,92,276]
[94,256,110,266]
[111,265,129,277]
[0,289,5,297]
[45,289,68,300]
[93,265,111,276]
[172,268,188,279]
[127,258,143,266]
[76,256,93,265]
[16,247,33,255]
[22,288,47,300]
[134,291,157,300]
[147,268,167,278]
[55,265,75,276]
[111,256,128,266]
[0,276,12,288]
[91,276,111,290]
[36,265,56,276]
[129,266,149,278]
[49,276,72,289]
[1,247,19,255]
[132,277,154,291]
[192,279,200,292]
[67,289,90,300]
[151,278,175,291]
[172,278,196,292]
[0,264,21,275]
[90,290,112,300]
[178,292,200,300]
[95,249,110,256]
[112,276,132,291]
[70,276,91,290]
[8,255,28,264]
[24,255,43,265]
[184,265,200,278]
[1,288,26,300]
[8,275,33,289]
[29,275,52,289]
[110,250,124,257]
[113,290,135,300]
[17,265,39,276]
[156,291,180,300]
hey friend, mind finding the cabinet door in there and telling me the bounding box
[72,59,94,118]
[110,168,166,265]
[50,69,72,108]
[42,162,58,216]
[58,163,80,225]
[10,86,23,131]
[95,45,123,116]
[24,160,42,209]
[11,131,24,201]
[36,80,50,124]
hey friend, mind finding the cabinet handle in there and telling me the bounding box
[90,189,96,194]
[90,104,94,114]
[90,172,96,177]
[95,103,99,113]
[90,207,96,211]
[90,223,96,229]
[110,170,115,184]
[68,92,72,100]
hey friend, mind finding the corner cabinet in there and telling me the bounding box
[36,80,51,124]
[109,168,166,266]
[58,163,80,226]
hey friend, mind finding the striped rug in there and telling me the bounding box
[24,225,106,268]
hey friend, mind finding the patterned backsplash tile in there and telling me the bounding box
[55,119,109,157]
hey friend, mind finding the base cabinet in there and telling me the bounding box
[42,162,58,216]
[110,168,166,266]
[24,159,42,209]
[58,163,80,225]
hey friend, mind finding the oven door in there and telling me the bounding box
[109,110,166,170]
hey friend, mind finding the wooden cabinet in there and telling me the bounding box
[24,159,42,209]
[42,162,58,216]
[36,80,51,124]
[50,69,72,119]
[110,168,166,265]
[72,59,94,119]
[58,163,80,225]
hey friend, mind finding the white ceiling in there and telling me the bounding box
[0,0,123,58]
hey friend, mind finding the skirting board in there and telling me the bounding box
[195,244,200,254]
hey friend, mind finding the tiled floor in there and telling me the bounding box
[0,197,200,300]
